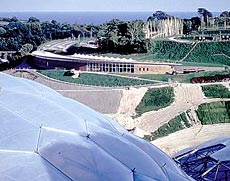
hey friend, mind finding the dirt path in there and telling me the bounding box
[152,123,230,156]
[138,84,202,131]
[112,82,230,137]
[129,83,205,133]
[117,87,148,115]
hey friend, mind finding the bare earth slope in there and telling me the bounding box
[5,69,230,152]
[152,123,230,156]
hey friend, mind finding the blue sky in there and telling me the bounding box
[1,0,230,12]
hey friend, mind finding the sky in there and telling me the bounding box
[1,0,230,12]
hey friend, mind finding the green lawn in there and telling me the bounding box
[136,71,230,83]
[135,87,174,116]
[202,84,230,98]
[37,70,155,87]
[196,101,230,125]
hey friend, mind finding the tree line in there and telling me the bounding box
[0,9,229,65]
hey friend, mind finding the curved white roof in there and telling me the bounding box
[0,73,192,181]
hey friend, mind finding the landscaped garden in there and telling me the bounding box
[37,70,156,87]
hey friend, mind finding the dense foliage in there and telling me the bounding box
[144,112,191,141]
[202,84,230,98]
[0,17,147,53]
[98,19,148,53]
[196,101,230,125]
[37,70,155,87]
[0,18,76,51]
[135,87,174,116]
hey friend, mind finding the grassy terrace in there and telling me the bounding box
[135,71,230,83]
[135,87,174,116]
[202,84,230,98]
[196,101,230,125]
[100,53,227,67]
[37,70,156,87]
[144,112,191,141]
[145,100,230,141]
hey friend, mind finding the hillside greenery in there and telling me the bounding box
[37,70,155,87]
[150,40,230,66]
[1,11,230,67]
[135,71,230,83]
[135,87,174,116]
[184,41,230,65]
[202,84,230,98]
[196,101,230,125]
[145,100,230,141]
[144,112,191,141]
[151,40,193,60]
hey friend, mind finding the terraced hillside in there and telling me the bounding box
[151,40,230,65]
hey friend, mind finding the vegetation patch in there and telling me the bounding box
[37,70,155,87]
[136,71,230,83]
[144,112,191,141]
[202,85,230,98]
[135,87,174,116]
[196,101,230,125]
[151,40,193,60]
[150,40,230,66]
[184,41,230,66]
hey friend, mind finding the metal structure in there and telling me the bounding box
[173,137,230,181]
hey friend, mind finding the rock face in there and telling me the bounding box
[0,73,192,181]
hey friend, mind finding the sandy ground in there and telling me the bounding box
[117,87,148,115]
[5,69,230,143]
[135,83,205,132]
[152,123,230,156]
[111,83,206,136]
[111,82,230,138]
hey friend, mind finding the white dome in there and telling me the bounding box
[0,73,192,181]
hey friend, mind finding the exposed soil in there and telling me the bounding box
[152,123,230,156]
